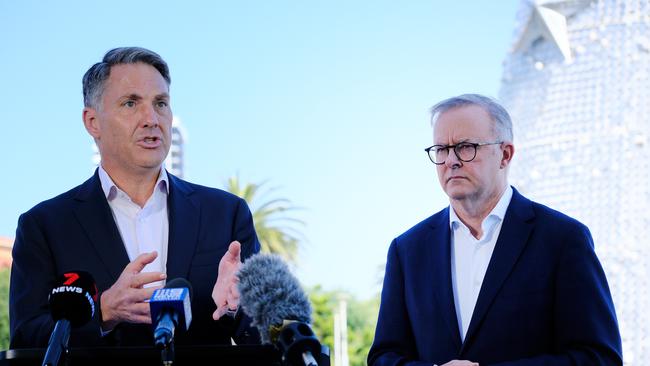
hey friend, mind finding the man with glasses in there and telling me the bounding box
[368,94,622,365]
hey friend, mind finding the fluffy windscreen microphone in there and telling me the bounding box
[237,253,312,344]
[238,254,322,365]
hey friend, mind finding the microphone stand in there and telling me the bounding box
[42,319,71,366]
[160,341,175,366]
[154,309,177,365]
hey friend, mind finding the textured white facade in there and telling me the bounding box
[499,0,650,363]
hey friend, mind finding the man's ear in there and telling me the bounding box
[83,107,101,139]
[500,142,515,169]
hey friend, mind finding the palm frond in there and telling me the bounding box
[225,176,305,264]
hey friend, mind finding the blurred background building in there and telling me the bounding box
[0,237,12,269]
[92,116,187,178]
[499,0,650,363]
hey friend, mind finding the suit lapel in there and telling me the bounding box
[72,171,130,280]
[460,189,535,353]
[429,208,462,351]
[165,174,200,280]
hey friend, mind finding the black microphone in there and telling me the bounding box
[150,278,193,349]
[42,271,97,366]
[237,254,321,366]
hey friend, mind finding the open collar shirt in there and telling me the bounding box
[98,165,169,280]
[449,185,513,342]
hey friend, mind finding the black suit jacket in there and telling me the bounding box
[368,188,622,365]
[9,170,261,348]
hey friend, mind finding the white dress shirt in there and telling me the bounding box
[449,186,513,342]
[98,165,169,281]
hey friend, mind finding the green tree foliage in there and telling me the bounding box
[346,296,380,366]
[0,268,9,351]
[308,286,380,366]
[226,176,305,263]
[308,285,336,351]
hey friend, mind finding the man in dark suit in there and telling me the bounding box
[10,47,260,347]
[368,94,622,365]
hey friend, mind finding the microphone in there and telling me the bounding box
[237,254,321,366]
[150,278,193,349]
[42,271,97,366]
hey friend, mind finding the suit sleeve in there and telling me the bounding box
[10,212,57,348]
[232,197,260,261]
[10,211,105,348]
[488,224,622,366]
[367,239,433,366]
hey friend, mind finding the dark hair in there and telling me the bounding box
[82,47,170,108]
[430,94,513,142]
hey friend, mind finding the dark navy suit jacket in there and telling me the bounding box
[368,188,622,365]
[10,170,261,348]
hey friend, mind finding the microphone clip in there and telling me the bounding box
[275,321,321,366]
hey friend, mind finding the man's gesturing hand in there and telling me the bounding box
[212,241,242,320]
[100,251,166,331]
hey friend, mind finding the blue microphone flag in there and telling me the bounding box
[150,287,192,331]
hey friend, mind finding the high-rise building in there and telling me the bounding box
[499,0,650,363]
[92,116,187,177]
[165,117,187,178]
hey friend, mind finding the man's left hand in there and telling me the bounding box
[212,241,242,320]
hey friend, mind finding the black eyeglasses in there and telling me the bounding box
[424,141,502,165]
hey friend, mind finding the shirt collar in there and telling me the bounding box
[449,185,514,230]
[98,165,169,202]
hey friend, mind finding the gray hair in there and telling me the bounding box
[82,47,171,108]
[430,94,513,142]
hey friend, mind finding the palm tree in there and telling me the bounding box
[226,176,305,263]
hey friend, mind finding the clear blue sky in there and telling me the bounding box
[0,1,521,298]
